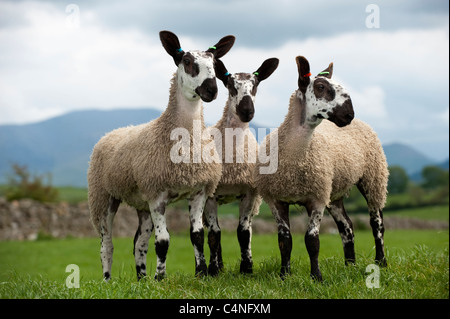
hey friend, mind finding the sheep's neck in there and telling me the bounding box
[162,73,204,132]
[288,125,314,156]
[175,86,203,129]
[283,91,316,154]
[221,99,249,130]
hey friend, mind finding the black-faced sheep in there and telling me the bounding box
[204,58,279,275]
[255,56,389,281]
[88,31,235,281]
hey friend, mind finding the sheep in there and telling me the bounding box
[203,58,279,275]
[88,30,235,281]
[255,55,389,281]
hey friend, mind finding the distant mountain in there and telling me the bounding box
[438,158,450,170]
[0,109,448,187]
[0,108,161,187]
[382,143,437,175]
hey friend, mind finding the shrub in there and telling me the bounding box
[5,164,58,203]
[421,166,449,190]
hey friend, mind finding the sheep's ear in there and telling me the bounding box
[206,35,235,59]
[254,58,279,84]
[296,56,311,94]
[214,59,231,87]
[317,63,333,79]
[160,30,184,66]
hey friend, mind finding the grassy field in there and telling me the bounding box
[0,229,448,299]
[1,185,448,299]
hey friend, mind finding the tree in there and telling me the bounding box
[421,166,449,190]
[387,166,409,194]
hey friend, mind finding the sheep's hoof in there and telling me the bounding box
[345,258,356,266]
[154,272,165,281]
[208,263,221,277]
[310,271,323,282]
[195,264,208,278]
[279,267,291,280]
[240,260,253,274]
[376,258,388,268]
[103,272,111,282]
[136,272,147,281]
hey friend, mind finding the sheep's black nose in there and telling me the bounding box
[196,78,218,102]
[346,112,354,121]
[342,99,354,124]
[236,95,255,122]
[327,98,354,127]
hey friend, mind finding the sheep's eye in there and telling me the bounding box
[317,84,325,91]
[184,59,190,66]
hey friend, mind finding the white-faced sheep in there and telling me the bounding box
[88,31,235,281]
[255,55,389,281]
[204,58,279,275]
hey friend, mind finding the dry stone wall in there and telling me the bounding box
[0,197,447,241]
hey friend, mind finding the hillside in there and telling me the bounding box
[382,143,437,175]
[0,108,161,186]
[0,109,447,187]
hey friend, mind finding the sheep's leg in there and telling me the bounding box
[327,199,355,265]
[370,209,387,267]
[237,193,258,274]
[269,199,292,278]
[204,197,223,276]
[100,196,121,281]
[357,184,387,267]
[305,202,325,282]
[189,188,208,277]
[133,209,153,280]
[149,192,169,280]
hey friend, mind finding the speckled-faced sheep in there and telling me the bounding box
[88,31,235,281]
[255,56,389,281]
[204,58,279,275]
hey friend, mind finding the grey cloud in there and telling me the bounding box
[2,0,447,47]
[64,0,449,48]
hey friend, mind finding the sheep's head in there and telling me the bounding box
[215,58,279,122]
[160,31,235,103]
[296,56,354,128]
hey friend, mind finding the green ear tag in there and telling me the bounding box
[253,72,259,76]
[319,71,330,75]
[209,46,217,50]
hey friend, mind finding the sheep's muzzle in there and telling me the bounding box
[236,95,255,123]
[327,98,354,127]
[195,78,218,103]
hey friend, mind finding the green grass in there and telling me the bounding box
[386,205,449,221]
[0,230,448,299]
[56,186,88,204]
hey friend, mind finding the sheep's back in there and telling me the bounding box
[89,121,222,206]
[89,124,147,202]
[255,118,387,206]
[129,122,222,202]
[316,119,388,203]
[255,129,333,205]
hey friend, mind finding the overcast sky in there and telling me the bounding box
[0,0,449,161]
